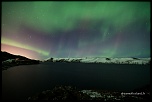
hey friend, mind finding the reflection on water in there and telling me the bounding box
[2,62,150,100]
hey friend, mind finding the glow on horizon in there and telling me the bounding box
[2,37,49,57]
[1,44,46,60]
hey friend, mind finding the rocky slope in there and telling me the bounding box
[28,85,150,101]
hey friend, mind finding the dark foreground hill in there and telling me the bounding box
[2,51,40,70]
[1,51,31,61]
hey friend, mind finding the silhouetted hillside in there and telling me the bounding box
[2,51,40,70]
[1,51,30,61]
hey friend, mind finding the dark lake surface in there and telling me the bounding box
[2,62,150,100]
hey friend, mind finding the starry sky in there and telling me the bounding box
[1,2,150,60]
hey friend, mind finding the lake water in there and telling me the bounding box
[2,62,150,100]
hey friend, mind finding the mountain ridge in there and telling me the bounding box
[44,57,150,65]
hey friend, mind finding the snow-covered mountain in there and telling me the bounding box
[44,57,150,65]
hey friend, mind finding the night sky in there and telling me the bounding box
[2,2,150,60]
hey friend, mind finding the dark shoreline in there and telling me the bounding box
[2,60,40,71]
[2,60,149,71]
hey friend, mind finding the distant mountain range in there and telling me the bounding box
[45,57,150,65]
[1,51,150,67]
